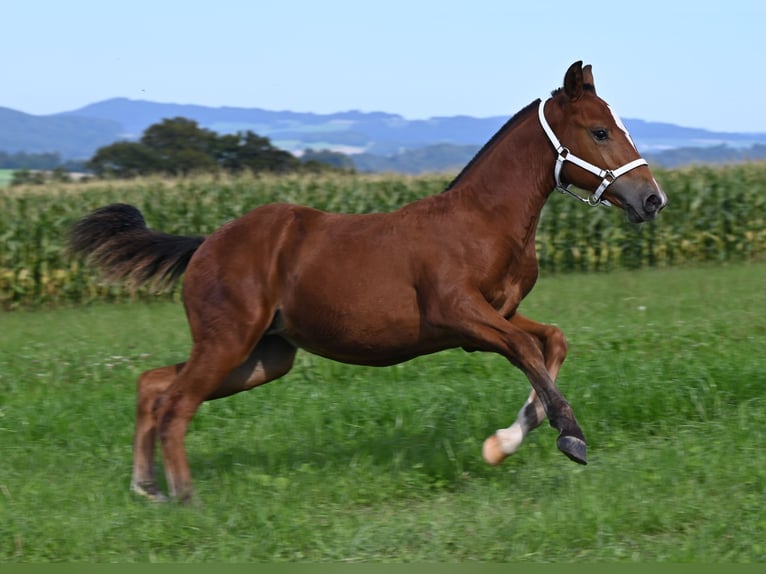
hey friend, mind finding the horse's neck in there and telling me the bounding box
[446,110,554,243]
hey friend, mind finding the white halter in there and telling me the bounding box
[537,99,648,207]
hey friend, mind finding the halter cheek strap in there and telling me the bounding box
[538,99,648,207]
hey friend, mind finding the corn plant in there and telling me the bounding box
[2,164,765,310]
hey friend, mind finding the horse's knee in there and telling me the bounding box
[544,325,567,362]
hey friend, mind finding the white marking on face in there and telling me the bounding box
[652,176,669,207]
[607,104,638,151]
[608,105,667,210]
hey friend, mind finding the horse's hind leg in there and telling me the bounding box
[483,314,569,465]
[159,338,295,502]
[132,363,183,501]
[131,336,296,502]
[204,336,296,400]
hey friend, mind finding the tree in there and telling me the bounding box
[0,151,62,170]
[87,141,161,178]
[211,131,299,173]
[85,117,323,179]
[10,169,45,186]
[140,117,218,175]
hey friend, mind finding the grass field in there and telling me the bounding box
[1,263,765,562]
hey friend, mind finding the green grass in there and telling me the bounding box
[1,263,765,562]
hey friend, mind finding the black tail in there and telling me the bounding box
[69,203,205,289]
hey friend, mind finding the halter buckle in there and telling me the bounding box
[587,193,602,207]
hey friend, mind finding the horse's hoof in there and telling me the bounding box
[482,434,507,466]
[557,435,587,465]
[131,481,168,503]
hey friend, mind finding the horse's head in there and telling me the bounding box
[541,61,667,223]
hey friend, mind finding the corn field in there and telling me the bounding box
[2,164,766,310]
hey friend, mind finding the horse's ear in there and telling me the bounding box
[563,60,584,101]
[582,64,596,93]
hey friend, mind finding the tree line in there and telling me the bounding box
[0,151,86,172]
[5,118,353,185]
[86,117,353,178]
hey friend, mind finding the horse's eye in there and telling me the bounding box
[592,128,609,141]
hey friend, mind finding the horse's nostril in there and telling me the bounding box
[645,194,662,213]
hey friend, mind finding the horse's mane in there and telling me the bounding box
[443,99,540,192]
[444,83,597,192]
[550,83,595,97]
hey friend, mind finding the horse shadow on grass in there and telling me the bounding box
[186,410,519,491]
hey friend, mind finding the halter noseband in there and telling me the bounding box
[538,99,648,207]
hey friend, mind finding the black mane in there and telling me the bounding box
[549,83,596,97]
[444,83,597,192]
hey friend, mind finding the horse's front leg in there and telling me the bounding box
[483,389,545,466]
[429,296,586,465]
[483,313,569,465]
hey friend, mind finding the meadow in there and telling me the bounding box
[1,263,764,562]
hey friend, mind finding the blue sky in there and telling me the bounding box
[4,0,765,132]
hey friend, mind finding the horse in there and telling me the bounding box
[70,61,667,503]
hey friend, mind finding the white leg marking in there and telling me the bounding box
[495,423,525,456]
[494,395,546,456]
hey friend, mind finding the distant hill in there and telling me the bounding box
[2,97,766,171]
[0,106,122,158]
[60,98,509,156]
[353,142,766,174]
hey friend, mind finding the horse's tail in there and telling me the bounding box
[69,203,205,289]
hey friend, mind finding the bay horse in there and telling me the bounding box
[70,61,667,503]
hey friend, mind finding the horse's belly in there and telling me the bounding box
[273,298,453,367]
[284,334,446,367]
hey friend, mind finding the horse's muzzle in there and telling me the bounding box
[614,179,668,223]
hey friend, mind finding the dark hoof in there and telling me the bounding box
[557,435,587,465]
